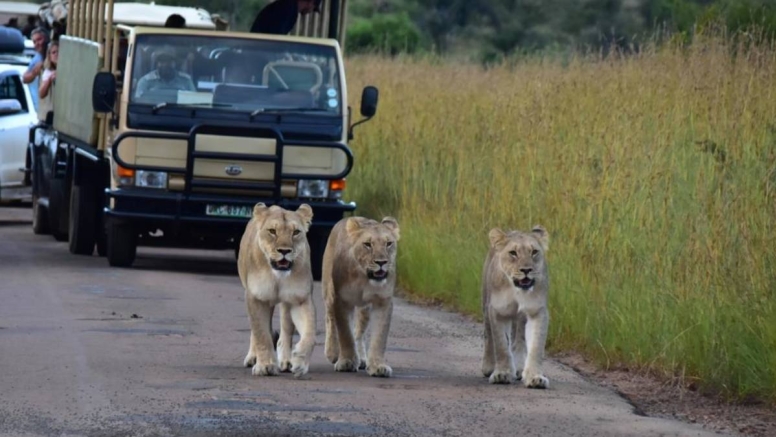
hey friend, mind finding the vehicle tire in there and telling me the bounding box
[308,227,331,282]
[32,195,50,235]
[48,178,68,241]
[68,181,97,255]
[106,219,137,267]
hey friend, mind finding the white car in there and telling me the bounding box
[0,53,37,204]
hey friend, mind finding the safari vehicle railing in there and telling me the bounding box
[108,124,354,201]
[292,0,349,48]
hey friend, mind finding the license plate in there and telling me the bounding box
[205,204,252,218]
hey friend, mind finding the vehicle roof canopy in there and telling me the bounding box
[110,2,216,29]
[0,1,39,16]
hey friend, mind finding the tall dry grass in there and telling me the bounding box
[342,30,776,403]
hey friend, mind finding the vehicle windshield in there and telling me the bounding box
[128,34,343,115]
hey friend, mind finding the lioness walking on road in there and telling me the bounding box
[322,216,400,377]
[238,203,316,378]
[481,225,551,388]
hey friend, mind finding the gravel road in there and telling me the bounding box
[0,206,728,437]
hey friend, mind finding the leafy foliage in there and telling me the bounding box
[157,0,776,56]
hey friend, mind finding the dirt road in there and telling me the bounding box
[0,206,728,437]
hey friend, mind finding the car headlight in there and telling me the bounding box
[297,179,328,198]
[135,170,168,189]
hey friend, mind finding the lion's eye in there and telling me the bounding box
[509,250,517,257]
[293,230,301,236]
[363,242,372,249]
[532,249,539,257]
[387,241,393,248]
[269,229,276,235]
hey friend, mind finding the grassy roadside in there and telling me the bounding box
[342,29,776,404]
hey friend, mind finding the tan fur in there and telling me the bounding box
[237,203,316,378]
[321,216,400,377]
[481,225,551,388]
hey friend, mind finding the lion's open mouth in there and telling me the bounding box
[513,277,535,290]
[271,259,293,271]
[368,270,388,281]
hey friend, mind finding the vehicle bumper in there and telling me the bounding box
[104,188,355,233]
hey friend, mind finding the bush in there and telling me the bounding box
[346,13,424,55]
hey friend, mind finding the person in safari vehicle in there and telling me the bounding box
[134,46,196,100]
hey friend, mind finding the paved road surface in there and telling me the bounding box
[0,205,727,437]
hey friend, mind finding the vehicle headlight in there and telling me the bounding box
[135,170,168,189]
[297,179,328,198]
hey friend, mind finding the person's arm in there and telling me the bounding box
[39,70,55,98]
[23,60,43,84]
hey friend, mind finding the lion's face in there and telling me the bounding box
[345,217,400,283]
[489,226,549,291]
[252,203,313,272]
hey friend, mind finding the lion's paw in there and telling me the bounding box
[279,360,292,373]
[252,362,280,376]
[292,361,309,378]
[334,359,358,372]
[522,371,549,389]
[244,352,257,368]
[488,370,514,385]
[367,363,392,378]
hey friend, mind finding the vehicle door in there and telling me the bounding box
[0,70,31,190]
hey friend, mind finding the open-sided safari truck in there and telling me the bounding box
[29,0,378,278]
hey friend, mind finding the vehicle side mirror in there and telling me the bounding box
[0,98,22,116]
[360,86,378,118]
[348,86,379,141]
[92,72,117,113]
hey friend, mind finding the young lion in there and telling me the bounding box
[481,225,551,388]
[322,216,400,377]
[237,202,316,378]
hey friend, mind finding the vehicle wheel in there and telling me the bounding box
[48,178,68,241]
[308,227,331,282]
[32,195,50,235]
[106,219,137,267]
[68,181,97,255]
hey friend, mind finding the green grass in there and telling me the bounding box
[341,29,776,404]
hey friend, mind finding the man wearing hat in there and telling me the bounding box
[250,0,321,35]
[134,46,196,99]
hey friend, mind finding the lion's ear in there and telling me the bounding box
[252,202,268,218]
[531,225,549,252]
[488,228,507,248]
[345,217,362,236]
[381,216,400,240]
[296,204,314,231]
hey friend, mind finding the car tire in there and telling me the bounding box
[308,227,331,282]
[32,194,50,235]
[48,178,68,241]
[68,181,97,255]
[106,218,137,267]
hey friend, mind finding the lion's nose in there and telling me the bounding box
[520,268,532,275]
[375,260,388,267]
[278,248,291,256]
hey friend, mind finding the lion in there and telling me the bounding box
[237,202,316,378]
[321,215,400,377]
[480,225,550,389]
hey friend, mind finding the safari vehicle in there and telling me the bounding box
[28,0,378,279]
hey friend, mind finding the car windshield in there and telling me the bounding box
[128,34,343,115]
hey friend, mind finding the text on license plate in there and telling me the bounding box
[205,204,252,218]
